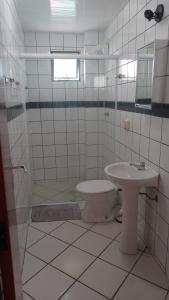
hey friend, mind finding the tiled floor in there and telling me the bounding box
[31,181,80,206]
[23,219,169,300]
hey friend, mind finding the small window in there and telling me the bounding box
[51,51,80,81]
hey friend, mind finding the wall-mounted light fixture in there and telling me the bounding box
[144,4,164,22]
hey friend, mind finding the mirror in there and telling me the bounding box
[136,43,154,109]
[135,40,168,110]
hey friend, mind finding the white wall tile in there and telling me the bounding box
[31,134,42,146]
[50,33,64,47]
[28,109,41,121]
[37,46,50,53]
[160,144,169,172]
[34,169,45,180]
[32,146,43,157]
[42,133,54,145]
[156,215,168,246]
[55,145,67,156]
[140,135,149,159]
[27,75,39,88]
[26,60,38,75]
[39,89,52,101]
[159,169,169,199]
[86,61,99,74]
[150,117,162,142]
[54,109,66,120]
[137,0,146,11]
[42,121,54,133]
[53,89,65,101]
[54,121,66,132]
[158,193,169,224]
[43,145,55,157]
[155,235,167,269]
[24,32,36,46]
[38,75,52,89]
[140,114,150,137]
[149,140,161,165]
[84,32,99,46]
[41,109,53,121]
[45,168,56,180]
[44,157,56,168]
[32,157,44,169]
[66,89,77,101]
[162,118,169,145]
[28,89,39,101]
[137,9,146,35]
[56,157,67,167]
[38,60,51,75]
[64,33,76,48]
[29,122,41,134]
[55,133,67,144]
[36,32,50,46]
[77,33,84,48]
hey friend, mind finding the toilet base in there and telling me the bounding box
[77,180,118,223]
[80,202,119,223]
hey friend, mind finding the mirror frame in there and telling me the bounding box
[135,39,168,110]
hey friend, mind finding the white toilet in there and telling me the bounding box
[76,180,117,223]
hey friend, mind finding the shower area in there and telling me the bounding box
[25,31,114,210]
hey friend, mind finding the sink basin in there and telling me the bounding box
[104,162,159,255]
[104,162,158,188]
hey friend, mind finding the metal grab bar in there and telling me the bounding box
[9,165,28,173]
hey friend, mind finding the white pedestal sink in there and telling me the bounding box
[104,162,159,254]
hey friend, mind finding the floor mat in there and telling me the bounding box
[31,202,81,222]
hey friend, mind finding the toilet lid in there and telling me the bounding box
[76,180,116,194]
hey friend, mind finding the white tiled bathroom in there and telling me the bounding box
[26,30,105,206]
[1,0,169,299]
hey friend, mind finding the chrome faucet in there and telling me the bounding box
[130,161,145,170]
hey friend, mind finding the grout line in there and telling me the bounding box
[165,292,169,300]
[65,232,120,257]
[129,272,169,292]
[22,255,47,286]
[23,224,92,285]
[23,291,36,300]
[59,279,110,300]
[23,219,169,299]
[21,208,33,273]
[112,241,169,299]
[111,249,145,300]
[57,230,148,300]
[57,229,117,300]
[24,219,140,298]
[49,226,113,244]
[23,222,118,286]
[26,221,67,250]
[30,220,66,235]
[67,219,94,230]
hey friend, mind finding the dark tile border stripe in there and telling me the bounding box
[151,103,169,118]
[26,101,115,109]
[117,101,169,118]
[7,104,24,121]
[105,101,115,109]
[26,100,169,118]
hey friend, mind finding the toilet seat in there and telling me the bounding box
[76,180,116,194]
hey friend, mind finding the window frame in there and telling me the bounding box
[51,50,80,82]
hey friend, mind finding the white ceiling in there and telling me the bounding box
[15,0,128,32]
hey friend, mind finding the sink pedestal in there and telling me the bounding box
[104,162,159,255]
[120,186,139,254]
